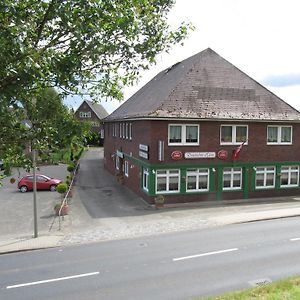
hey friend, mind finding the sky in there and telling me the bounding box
[66,0,300,113]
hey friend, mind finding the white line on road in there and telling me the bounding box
[6,271,100,289]
[173,248,239,262]
[290,238,300,242]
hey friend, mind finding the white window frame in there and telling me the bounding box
[156,169,180,193]
[122,123,125,139]
[143,168,149,191]
[115,156,119,170]
[255,166,276,189]
[267,125,292,145]
[220,125,248,145]
[186,168,209,192]
[79,111,91,118]
[129,123,132,140]
[112,123,117,137]
[168,124,199,146]
[280,166,299,187]
[119,123,122,138]
[125,123,128,139]
[124,161,129,177]
[223,167,243,190]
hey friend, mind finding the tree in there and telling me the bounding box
[0,0,192,103]
[0,87,89,172]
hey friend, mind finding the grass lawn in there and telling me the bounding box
[45,147,84,164]
[202,277,300,300]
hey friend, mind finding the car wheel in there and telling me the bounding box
[49,185,56,192]
[20,186,28,193]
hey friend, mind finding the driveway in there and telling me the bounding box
[74,147,149,218]
[0,165,68,240]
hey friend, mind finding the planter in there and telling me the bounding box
[54,203,69,216]
[154,195,165,209]
[116,174,124,184]
[64,189,73,198]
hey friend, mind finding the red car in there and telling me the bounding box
[18,174,62,193]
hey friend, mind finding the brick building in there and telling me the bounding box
[74,100,108,144]
[104,48,300,204]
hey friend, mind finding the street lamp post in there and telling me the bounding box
[32,147,38,238]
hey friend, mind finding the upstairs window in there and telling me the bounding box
[267,126,292,145]
[220,125,248,145]
[79,111,91,118]
[168,124,199,145]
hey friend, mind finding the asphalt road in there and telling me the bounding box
[2,217,300,300]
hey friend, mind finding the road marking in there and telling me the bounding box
[290,237,300,242]
[173,248,239,262]
[6,271,100,289]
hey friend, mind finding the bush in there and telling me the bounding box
[56,183,68,194]
[67,163,75,173]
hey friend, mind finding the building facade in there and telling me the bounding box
[74,100,108,144]
[104,48,300,204]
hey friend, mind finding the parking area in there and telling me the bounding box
[0,165,68,239]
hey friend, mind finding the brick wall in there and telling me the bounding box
[104,120,300,204]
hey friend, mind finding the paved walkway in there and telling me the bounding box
[1,148,300,254]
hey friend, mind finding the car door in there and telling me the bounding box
[25,176,34,190]
[36,175,49,190]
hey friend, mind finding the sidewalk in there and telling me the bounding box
[1,195,300,254]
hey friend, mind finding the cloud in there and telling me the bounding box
[262,74,300,87]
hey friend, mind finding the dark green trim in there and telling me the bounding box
[243,167,250,199]
[120,150,300,198]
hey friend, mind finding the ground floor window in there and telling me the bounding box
[223,167,242,190]
[186,168,209,192]
[280,166,299,187]
[156,169,180,193]
[255,166,275,189]
[124,161,129,177]
[115,156,119,170]
[143,168,149,191]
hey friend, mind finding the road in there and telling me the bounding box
[2,217,300,299]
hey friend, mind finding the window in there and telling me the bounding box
[267,126,292,144]
[143,168,149,191]
[124,161,129,177]
[186,168,209,192]
[79,111,91,118]
[129,123,132,140]
[223,167,242,190]
[125,123,128,139]
[115,156,119,170]
[122,123,125,139]
[255,167,275,189]
[280,166,299,187]
[220,125,248,145]
[156,169,180,193]
[119,123,122,138]
[168,124,199,145]
[112,123,117,137]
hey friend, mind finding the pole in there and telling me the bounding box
[32,148,38,238]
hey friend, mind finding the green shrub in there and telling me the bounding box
[67,163,75,173]
[56,183,68,194]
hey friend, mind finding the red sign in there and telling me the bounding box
[171,151,183,160]
[217,150,228,160]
